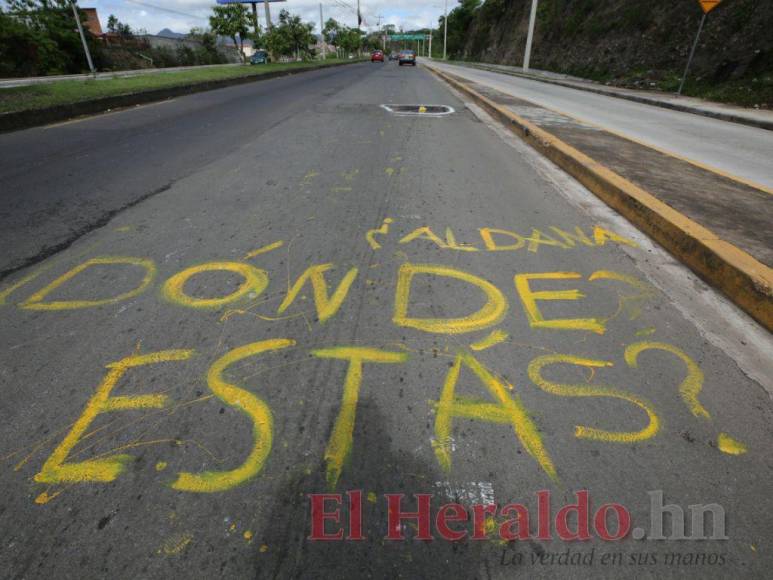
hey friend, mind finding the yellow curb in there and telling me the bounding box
[427,65,773,332]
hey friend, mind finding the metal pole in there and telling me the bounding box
[523,0,538,71]
[678,12,707,96]
[443,0,448,60]
[428,31,432,59]
[251,2,259,36]
[319,3,326,59]
[264,0,272,30]
[69,0,96,75]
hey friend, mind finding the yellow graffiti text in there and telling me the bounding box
[162,262,269,310]
[311,347,408,488]
[34,350,193,484]
[394,263,508,334]
[278,264,358,323]
[624,342,708,419]
[528,354,659,443]
[20,257,156,311]
[171,339,294,493]
[434,351,557,480]
[515,272,606,334]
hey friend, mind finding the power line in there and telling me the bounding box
[121,0,208,21]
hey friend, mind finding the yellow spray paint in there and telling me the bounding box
[277,264,358,323]
[589,270,655,322]
[171,339,294,493]
[310,347,408,489]
[394,263,508,334]
[624,342,708,419]
[470,329,509,351]
[444,228,479,252]
[717,433,747,455]
[399,226,449,249]
[34,350,194,484]
[162,262,269,310]
[479,228,526,251]
[524,229,568,253]
[243,241,284,260]
[549,226,596,248]
[528,354,660,443]
[20,257,156,311]
[366,217,394,250]
[593,226,638,248]
[514,272,606,334]
[434,351,557,480]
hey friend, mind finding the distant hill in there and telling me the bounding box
[156,28,186,39]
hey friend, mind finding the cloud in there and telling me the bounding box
[88,0,449,35]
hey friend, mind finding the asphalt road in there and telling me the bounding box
[0,61,772,579]
[428,60,773,191]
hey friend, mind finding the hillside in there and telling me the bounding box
[460,0,773,106]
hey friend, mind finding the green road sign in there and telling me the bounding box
[388,34,426,41]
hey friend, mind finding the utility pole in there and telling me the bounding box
[523,0,538,71]
[69,0,96,75]
[428,31,432,59]
[443,0,448,60]
[264,0,272,31]
[319,3,326,59]
[251,2,260,37]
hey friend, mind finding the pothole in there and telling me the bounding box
[381,104,455,117]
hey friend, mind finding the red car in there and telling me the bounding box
[371,50,384,63]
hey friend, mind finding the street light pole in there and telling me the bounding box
[523,0,538,72]
[264,0,272,30]
[319,3,326,60]
[443,0,448,60]
[69,0,96,75]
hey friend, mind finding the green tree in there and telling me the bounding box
[1,0,101,75]
[265,9,315,59]
[209,4,250,62]
[439,0,481,58]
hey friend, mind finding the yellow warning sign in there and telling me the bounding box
[699,0,722,14]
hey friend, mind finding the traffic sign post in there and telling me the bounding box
[678,0,724,96]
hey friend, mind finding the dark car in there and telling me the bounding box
[398,50,416,66]
[388,52,399,61]
[371,50,385,63]
[250,50,269,65]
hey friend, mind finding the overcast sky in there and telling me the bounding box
[81,0,450,35]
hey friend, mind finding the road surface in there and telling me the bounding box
[0,61,771,579]
[427,60,773,191]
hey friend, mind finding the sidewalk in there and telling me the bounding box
[426,63,773,331]
[452,61,773,132]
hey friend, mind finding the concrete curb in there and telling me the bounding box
[457,62,773,133]
[428,65,773,332]
[0,61,362,134]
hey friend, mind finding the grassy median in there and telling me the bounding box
[0,59,359,114]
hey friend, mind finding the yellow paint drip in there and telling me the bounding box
[470,329,509,352]
[244,240,284,260]
[161,533,193,556]
[717,433,747,455]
